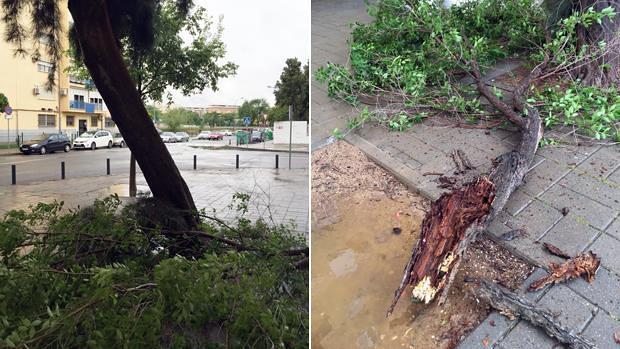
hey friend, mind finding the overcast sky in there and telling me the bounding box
[169,0,310,108]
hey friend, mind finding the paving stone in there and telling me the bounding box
[521,159,572,196]
[503,188,534,216]
[539,215,601,257]
[538,285,597,332]
[576,146,620,179]
[457,311,515,349]
[506,199,563,240]
[559,171,620,209]
[539,185,616,231]
[609,167,620,186]
[605,217,620,240]
[569,266,620,318]
[581,311,620,349]
[537,145,588,167]
[589,234,620,276]
[486,211,513,239]
[498,321,565,349]
[502,235,564,268]
[387,134,445,164]
[391,151,423,170]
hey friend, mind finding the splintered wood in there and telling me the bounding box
[387,177,495,315]
[528,251,601,291]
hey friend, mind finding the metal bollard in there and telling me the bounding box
[193,155,197,170]
[229,139,231,146]
[236,154,239,169]
[61,161,65,180]
[275,154,279,169]
[11,165,16,185]
[106,158,110,175]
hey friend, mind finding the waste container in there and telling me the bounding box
[236,131,249,145]
[264,129,273,141]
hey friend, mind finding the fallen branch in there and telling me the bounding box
[474,279,595,349]
[528,251,600,291]
[542,242,572,259]
[451,149,474,174]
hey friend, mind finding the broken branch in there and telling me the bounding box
[528,251,601,291]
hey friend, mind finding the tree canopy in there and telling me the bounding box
[0,93,8,112]
[238,98,270,126]
[274,58,309,122]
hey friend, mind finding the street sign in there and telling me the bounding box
[4,106,12,119]
[243,116,251,126]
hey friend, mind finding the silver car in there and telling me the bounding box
[175,132,190,142]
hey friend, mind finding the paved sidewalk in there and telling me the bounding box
[0,168,309,235]
[312,0,620,347]
[311,0,371,145]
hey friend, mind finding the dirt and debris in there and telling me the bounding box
[561,207,570,216]
[542,242,572,259]
[451,149,474,174]
[312,140,534,349]
[528,251,601,291]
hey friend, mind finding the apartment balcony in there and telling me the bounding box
[69,101,103,113]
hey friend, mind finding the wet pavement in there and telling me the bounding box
[0,151,309,235]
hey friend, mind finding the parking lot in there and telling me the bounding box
[0,138,308,187]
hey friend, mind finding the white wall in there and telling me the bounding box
[273,121,309,145]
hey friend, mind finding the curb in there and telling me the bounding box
[189,145,309,154]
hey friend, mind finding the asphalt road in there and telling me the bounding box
[0,138,308,187]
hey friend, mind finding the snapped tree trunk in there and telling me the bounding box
[68,0,197,224]
[129,153,137,197]
[575,0,620,87]
[388,58,545,315]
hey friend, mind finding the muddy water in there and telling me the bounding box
[312,193,446,349]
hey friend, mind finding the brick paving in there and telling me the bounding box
[312,0,620,346]
[0,167,309,235]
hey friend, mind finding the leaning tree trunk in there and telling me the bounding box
[574,0,620,87]
[68,0,197,224]
[387,58,546,315]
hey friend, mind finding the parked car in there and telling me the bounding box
[21,133,71,155]
[72,130,113,150]
[112,132,125,147]
[221,130,233,136]
[175,132,190,142]
[160,132,178,143]
[207,132,224,140]
[196,131,223,140]
[251,131,264,143]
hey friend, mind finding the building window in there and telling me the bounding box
[38,114,56,128]
[89,97,103,110]
[105,117,115,128]
[66,116,75,127]
[91,116,98,128]
[37,61,53,73]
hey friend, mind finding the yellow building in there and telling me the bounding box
[0,4,114,144]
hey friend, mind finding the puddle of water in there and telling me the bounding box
[312,193,470,349]
[104,184,151,197]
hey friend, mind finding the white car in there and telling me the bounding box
[160,132,177,143]
[221,130,233,136]
[72,130,114,150]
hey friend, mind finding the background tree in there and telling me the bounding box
[160,108,195,131]
[238,98,270,126]
[266,105,289,124]
[0,93,8,112]
[274,58,309,121]
[65,0,237,201]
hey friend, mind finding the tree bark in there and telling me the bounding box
[574,0,620,87]
[68,0,197,224]
[129,153,137,197]
[474,279,595,349]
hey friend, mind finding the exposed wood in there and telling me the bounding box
[68,0,198,226]
[528,251,601,291]
[474,279,595,349]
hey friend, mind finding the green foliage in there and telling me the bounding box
[160,108,197,131]
[274,58,309,122]
[317,0,620,140]
[533,84,620,140]
[0,93,8,112]
[266,105,289,124]
[0,196,308,348]
[238,99,270,126]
